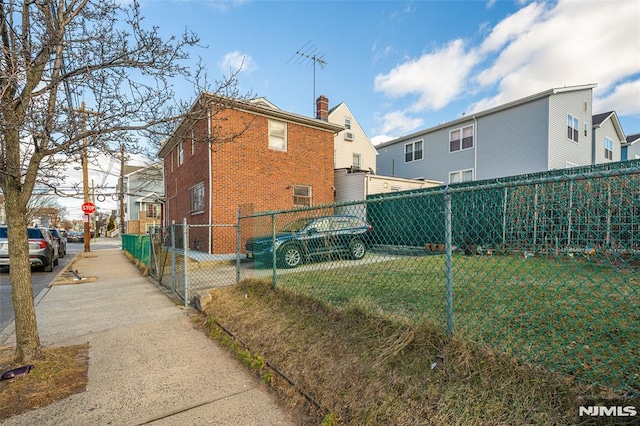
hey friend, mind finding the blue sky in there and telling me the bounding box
[139,0,640,144]
[62,0,640,218]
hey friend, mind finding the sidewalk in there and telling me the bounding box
[0,242,294,425]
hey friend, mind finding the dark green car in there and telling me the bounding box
[245,215,372,268]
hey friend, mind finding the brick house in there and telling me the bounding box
[157,93,343,254]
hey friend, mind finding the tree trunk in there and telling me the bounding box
[4,177,42,362]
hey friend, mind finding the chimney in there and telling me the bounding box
[315,95,329,121]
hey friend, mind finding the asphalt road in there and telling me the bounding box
[0,242,87,333]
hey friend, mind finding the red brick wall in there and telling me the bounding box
[163,106,335,254]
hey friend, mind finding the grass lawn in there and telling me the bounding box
[274,253,640,394]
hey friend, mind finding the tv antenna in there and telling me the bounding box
[287,41,327,116]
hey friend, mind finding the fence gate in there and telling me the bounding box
[149,219,241,305]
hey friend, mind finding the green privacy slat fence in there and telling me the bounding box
[121,234,150,266]
[240,161,640,395]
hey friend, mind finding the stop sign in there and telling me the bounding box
[81,202,96,215]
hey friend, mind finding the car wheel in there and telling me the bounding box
[279,244,302,268]
[53,256,59,266]
[349,239,366,260]
[60,246,65,258]
[43,261,53,272]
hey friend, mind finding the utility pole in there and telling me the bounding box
[78,101,101,252]
[119,143,125,235]
[82,102,91,252]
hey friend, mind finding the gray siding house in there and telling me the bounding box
[622,133,640,160]
[592,111,625,164]
[376,84,613,184]
[123,162,164,234]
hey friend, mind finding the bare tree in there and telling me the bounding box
[0,0,236,362]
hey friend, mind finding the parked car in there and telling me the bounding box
[49,228,67,258]
[67,231,84,242]
[0,226,59,272]
[245,215,372,268]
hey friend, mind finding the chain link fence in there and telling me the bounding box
[240,160,640,396]
[148,221,243,305]
[138,160,639,395]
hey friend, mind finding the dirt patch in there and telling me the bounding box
[0,344,89,420]
[199,279,624,425]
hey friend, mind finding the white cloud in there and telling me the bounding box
[371,135,394,146]
[376,110,424,136]
[219,51,256,74]
[595,79,640,117]
[371,0,639,138]
[374,39,478,111]
[478,2,545,54]
[473,0,640,111]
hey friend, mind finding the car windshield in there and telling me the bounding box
[280,218,314,233]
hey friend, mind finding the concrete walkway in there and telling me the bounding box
[0,242,293,425]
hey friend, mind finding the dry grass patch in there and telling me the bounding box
[199,279,622,425]
[0,344,89,420]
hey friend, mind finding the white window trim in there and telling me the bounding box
[404,140,423,163]
[293,185,312,208]
[449,168,474,184]
[344,117,352,130]
[190,182,205,214]
[352,153,361,168]
[191,128,196,155]
[604,137,613,160]
[268,119,287,152]
[567,113,579,143]
[178,141,184,166]
[449,124,474,153]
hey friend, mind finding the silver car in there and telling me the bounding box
[0,226,59,272]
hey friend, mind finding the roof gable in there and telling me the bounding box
[377,83,598,148]
[592,110,626,141]
[158,93,343,158]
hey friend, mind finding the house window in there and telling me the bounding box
[352,153,361,168]
[191,128,196,155]
[269,119,287,151]
[344,118,351,130]
[404,140,423,163]
[583,123,588,137]
[604,137,613,160]
[293,185,312,208]
[190,182,205,214]
[450,125,474,152]
[449,169,474,184]
[178,141,184,165]
[146,203,160,219]
[567,114,579,142]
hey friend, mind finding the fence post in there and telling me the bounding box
[271,213,277,290]
[171,220,176,292]
[183,217,189,306]
[444,187,454,337]
[236,207,241,284]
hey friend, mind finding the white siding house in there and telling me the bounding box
[622,133,640,161]
[376,84,602,183]
[123,162,164,234]
[319,99,377,172]
[592,111,625,164]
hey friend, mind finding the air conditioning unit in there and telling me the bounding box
[344,132,354,141]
